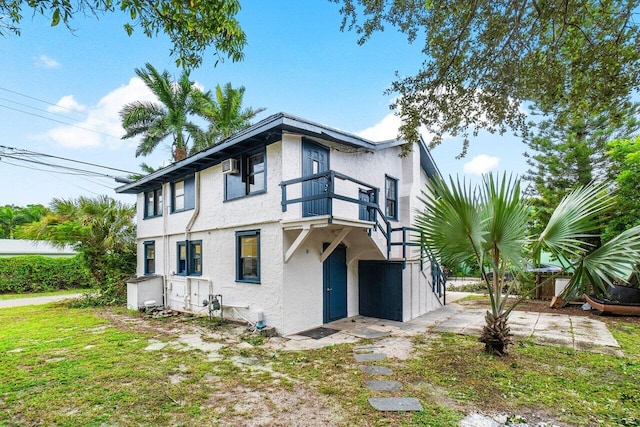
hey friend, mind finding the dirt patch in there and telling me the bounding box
[202,385,342,426]
[373,337,414,360]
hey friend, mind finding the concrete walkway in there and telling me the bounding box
[281,292,621,355]
[0,293,83,309]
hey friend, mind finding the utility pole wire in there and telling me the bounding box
[0,103,122,139]
[0,145,137,175]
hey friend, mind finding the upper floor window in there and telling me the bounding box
[144,188,162,218]
[236,230,260,283]
[385,175,398,220]
[176,240,202,276]
[225,148,266,201]
[247,152,265,194]
[144,241,155,274]
[171,175,195,213]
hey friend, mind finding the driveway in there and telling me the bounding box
[0,293,83,309]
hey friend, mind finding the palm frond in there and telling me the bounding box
[562,224,640,298]
[538,181,613,257]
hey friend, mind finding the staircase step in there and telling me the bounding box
[368,397,423,411]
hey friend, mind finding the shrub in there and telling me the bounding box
[0,255,92,293]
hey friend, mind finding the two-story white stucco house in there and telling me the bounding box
[117,113,447,335]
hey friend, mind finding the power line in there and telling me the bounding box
[0,103,121,139]
[0,154,118,179]
[0,145,137,175]
[0,159,110,197]
[0,96,90,124]
[0,86,90,117]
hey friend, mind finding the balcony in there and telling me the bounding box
[280,170,422,264]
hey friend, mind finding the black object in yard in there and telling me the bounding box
[297,327,340,340]
[608,284,640,304]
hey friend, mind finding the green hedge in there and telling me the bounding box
[0,255,92,294]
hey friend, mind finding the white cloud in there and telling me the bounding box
[356,111,442,144]
[40,77,157,149]
[37,55,61,69]
[356,113,402,141]
[463,154,500,175]
[47,95,86,113]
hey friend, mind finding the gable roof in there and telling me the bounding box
[116,112,441,194]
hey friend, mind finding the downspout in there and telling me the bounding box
[184,171,201,311]
[163,182,169,308]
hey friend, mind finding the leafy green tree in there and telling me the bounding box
[17,196,136,304]
[0,204,48,238]
[191,83,265,154]
[524,106,639,234]
[334,0,640,154]
[120,63,209,162]
[1,0,246,67]
[603,137,640,242]
[416,173,640,355]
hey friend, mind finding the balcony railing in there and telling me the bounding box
[280,170,446,298]
[280,171,413,260]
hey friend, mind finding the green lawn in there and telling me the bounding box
[1,305,638,426]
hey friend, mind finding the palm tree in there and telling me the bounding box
[19,196,136,302]
[120,63,207,162]
[416,173,640,356]
[191,82,265,154]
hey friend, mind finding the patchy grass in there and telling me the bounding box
[0,289,90,301]
[1,305,639,426]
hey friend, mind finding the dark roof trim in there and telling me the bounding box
[116,112,386,194]
[418,135,443,180]
[116,112,441,194]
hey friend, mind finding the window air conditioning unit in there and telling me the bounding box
[222,158,239,174]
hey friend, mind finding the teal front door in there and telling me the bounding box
[323,244,347,323]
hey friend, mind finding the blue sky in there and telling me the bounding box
[0,1,528,207]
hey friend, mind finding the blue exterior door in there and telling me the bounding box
[302,140,329,217]
[358,260,403,321]
[323,244,347,323]
[359,189,376,221]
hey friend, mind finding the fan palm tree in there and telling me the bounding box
[120,63,207,162]
[191,82,265,154]
[416,173,640,356]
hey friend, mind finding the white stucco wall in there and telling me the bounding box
[133,135,442,335]
[163,222,285,330]
[281,228,361,336]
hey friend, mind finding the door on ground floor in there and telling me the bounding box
[359,260,403,321]
[323,244,347,323]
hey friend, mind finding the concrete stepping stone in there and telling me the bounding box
[368,397,423,411]
[359,365,393,375]
[354,352,386,362]
[365,380,402,392]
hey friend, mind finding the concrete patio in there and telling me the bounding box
[279,292,622,355]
